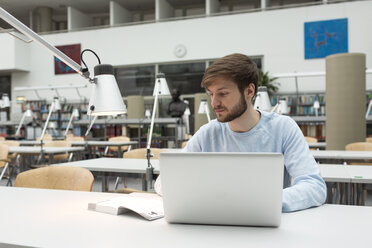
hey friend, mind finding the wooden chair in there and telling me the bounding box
[345,142,372,165]
[0,137,5,141]
[44,140,72,162]
[181,141,188,149]
[66,136,85,142]
[104,136,132,157]
[36,133,53,142]
[113,148,167,193]
[366,137,372,143]
[123,148,165,159]
[0,140,20,183]
[14,166,94,191]
[304,136,318,143]
[0,144,11,182]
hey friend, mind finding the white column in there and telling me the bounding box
[110,1,132,26]
[206,0,220,15]
[67,6,93,30]
[261,0,271,10]
[155,0,174,21]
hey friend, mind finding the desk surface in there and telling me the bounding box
[0,187,371,248]
[8,146,85,154]
[54,157,160,174]
[19,140,138,146]
[318,164,351,183]
[311,150,372,160]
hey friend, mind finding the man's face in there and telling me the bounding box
[207,77,248,123]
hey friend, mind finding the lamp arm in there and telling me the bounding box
[15,112,27,136]
[64,113,75,137]
[271,103,279,113]
[0,7,90,81]
[205,105,211,122]
[366,100,372,119]
[85,116,97,137]
[40,102,55,141]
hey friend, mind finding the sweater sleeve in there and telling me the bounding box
[281,118,327,212]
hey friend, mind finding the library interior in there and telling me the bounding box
[0,0,372,247]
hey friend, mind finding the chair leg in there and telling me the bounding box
[114,177,120,190]
[68,153,74,162]
[0,162,9,181]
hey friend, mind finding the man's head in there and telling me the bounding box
[201,53,259,123]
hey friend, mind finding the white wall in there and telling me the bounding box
[0,32,30,72]
[9,1,372,103]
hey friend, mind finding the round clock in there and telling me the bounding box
[174,44,187,58]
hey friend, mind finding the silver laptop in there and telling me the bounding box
[159,152,284,227]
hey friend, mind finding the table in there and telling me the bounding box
[311,150,372,161]
[53,158,159,191]
[0,187,371,248]
[19,140,139,158]
[308,142,326,149]
[8,146,85,167]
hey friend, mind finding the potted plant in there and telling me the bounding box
[258,70,279,96]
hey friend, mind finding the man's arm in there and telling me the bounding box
[281,118,327,212]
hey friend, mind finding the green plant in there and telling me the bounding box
[258,70,279,96]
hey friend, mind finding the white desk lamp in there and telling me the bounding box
[254,86,272,112]
[198,99,211,122]
[0,7,126,117]
[15,108,33,136]
[40,97,60,142]
[271,98,289,115]
[183,100,191,134]
[145,109,151,119]
[64,108,79,137]
[146,73,170,189]
[366,100,372,119]
[84,116,98,137]
[313,99,320,117]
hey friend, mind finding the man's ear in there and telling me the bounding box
[245,83,255,100]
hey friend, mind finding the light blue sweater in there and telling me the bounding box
[183,111,327,212]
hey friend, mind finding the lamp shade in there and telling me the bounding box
[313,100,320,109]
[153,73,170,96]
[72,108,79,117]
[198,99,210,114]
[2,94,10,107]
[53,97,61,111]
[25,109,33,117]
[278,99,289,114]
[254,86,272,112]
[88,64,127,116]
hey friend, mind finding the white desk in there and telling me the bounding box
[318,164,351,183]
[8,146,85,167]
[0,187,371,248]
[53,158,159,191]
[311,150,372,160]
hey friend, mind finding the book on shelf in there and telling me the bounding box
[88,192,164,221]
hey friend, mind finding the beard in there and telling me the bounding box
[214,94,247,123]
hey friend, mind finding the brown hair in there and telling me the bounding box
[201,53,259,94]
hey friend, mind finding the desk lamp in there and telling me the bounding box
[40,97,60,142]
[64,108,79,137]
[15,108,33,136]
[313,97,320,117]
[253,86,272,112]
[183,100,191,134]
[366,100,372,119]
[0,7,126,117]
[146,73,170,189]
[271,97,289,115]
[84,116,98,137]
[198,99,211,122]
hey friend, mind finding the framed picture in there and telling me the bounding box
[54,44,81,74]
[304,18,348,59]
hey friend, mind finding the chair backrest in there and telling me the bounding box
[366,137,372,143]
[181,141,188,148]
[44,140,72,148]
[36,133,53,141]
[0,144,9,168]
[66,133,74,138]
[0,137,5,141]
[304,136,318,143]
[123,148,166,159]
[345,142,372,151]
[66,136,85,142]
[108,136,131,151]
[1,140,20,147]
[14,166,94,191]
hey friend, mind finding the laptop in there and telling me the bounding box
[159,152,284,227]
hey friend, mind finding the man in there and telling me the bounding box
[155,53,326,212]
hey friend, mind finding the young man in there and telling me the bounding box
[155,53,326,212]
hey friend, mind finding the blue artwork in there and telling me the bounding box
[304,18,348,59]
